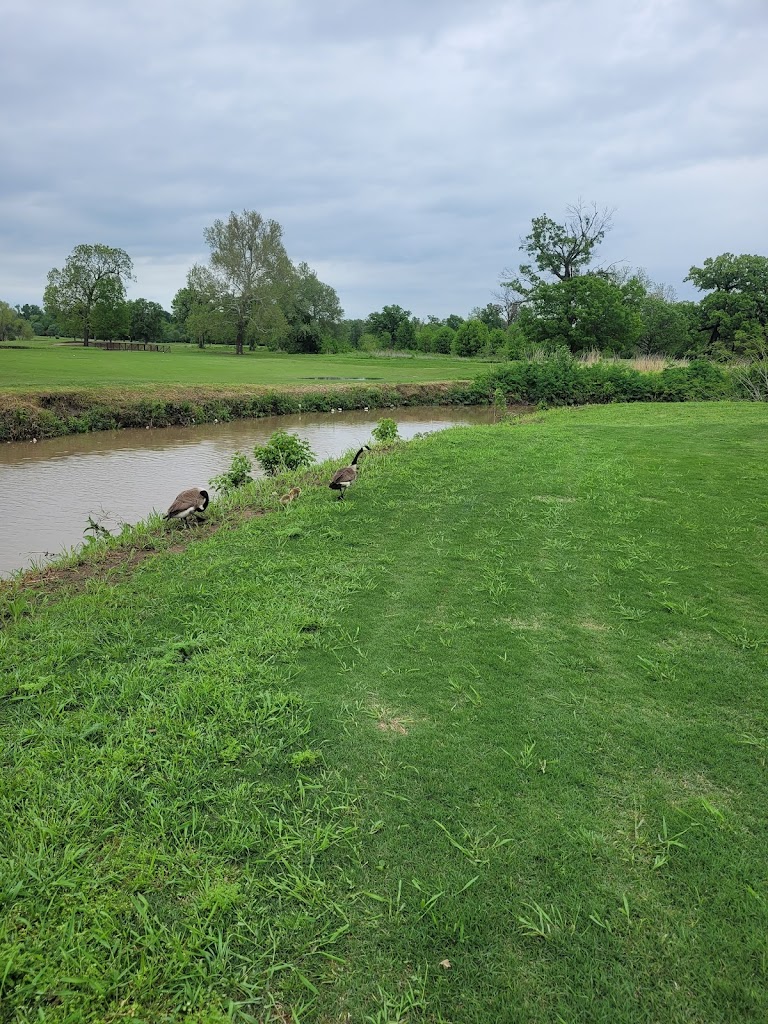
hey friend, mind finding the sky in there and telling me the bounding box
[2,0,767,321]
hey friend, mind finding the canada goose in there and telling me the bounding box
[164,487,209,526]
[279,486,301,506]
[329,446,369,500]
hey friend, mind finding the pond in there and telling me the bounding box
[0,404,519,578]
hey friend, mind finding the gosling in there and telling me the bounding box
[279,487,301,506]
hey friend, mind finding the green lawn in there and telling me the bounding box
[0,344,483,392]
[1,403,766,1022]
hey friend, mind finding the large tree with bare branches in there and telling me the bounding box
[503,200,614,296]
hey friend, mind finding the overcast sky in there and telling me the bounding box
[2,0,767,320]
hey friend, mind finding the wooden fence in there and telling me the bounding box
[91,341,170,352]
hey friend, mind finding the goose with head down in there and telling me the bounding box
[164,487,209,527]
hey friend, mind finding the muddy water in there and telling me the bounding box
[0,405,510,578]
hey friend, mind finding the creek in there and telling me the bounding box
[0,404,515,578]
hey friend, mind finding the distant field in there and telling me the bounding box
[0,343,485,391]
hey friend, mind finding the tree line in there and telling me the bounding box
[3,204,767,360]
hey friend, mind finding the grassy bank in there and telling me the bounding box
[0,347,490,441]
[1,403,766,1022]
[0,381,481,442]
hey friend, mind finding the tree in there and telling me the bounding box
[395,318,416,349]
[492,284,522,326]
[200,210,294,355]
[91,299,130,341]
[179,266,233,349]
[44,244,134,346]
[0,301,32,342]
[685,253,768,358]
[129,298,166,344]
[504,200,614,295]
[452,319,489,357]
[470,302,505,330]
[637,296,697,357]
[366,305,412,347]
[517,276,642,355]
[283,262,344,353]
[16,302,59,336]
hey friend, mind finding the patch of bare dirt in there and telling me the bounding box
[497,617,544,630]
[376,717,409,735]
[579,619,610,631]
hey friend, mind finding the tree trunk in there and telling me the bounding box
[235,324,244,355]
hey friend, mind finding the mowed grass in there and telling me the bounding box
[0,345,481,392]
[1,403,767,1022]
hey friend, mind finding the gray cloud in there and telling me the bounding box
[2,0,767,319]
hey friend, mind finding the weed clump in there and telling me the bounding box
[371,417,400,445]
[253,429,316,476]
[209,451,253,494]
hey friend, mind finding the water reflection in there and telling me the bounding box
[0,405,509,577]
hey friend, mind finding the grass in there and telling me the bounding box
[0,345,484,393]
[1,403,767,1022]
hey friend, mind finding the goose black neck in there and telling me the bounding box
[352,446,367,465]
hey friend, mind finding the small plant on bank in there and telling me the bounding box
[83,515,112,541]
[209,450,253,494]
[493,387,507,421]
[371,417,400,445]
[253,429,316,476]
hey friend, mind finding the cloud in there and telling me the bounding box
[2,0,767,318]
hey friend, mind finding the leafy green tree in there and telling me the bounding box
[340,318,366,349]
[180,266,233,348]
[44,244,134,346]
[504,201,613,296]
[452,319,489,357]
[517,276,642,355]
[637,295,697,357]
[129,298,166,343]
[685,253,768,358]
[14,303,57,335]
[171,286,195,341]
[395,318,416,350]
[470,303,505,330]
[366,305,411,347]
[433,325,455,354]
[0,301,32,341]
[200,210,294,355]
[91,299,130,341]
[283,262,344,353]
[445,314,464,331]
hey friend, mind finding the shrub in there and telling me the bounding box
[476,356,736,407]
[253,430,315,476]
[210,451,254,494]
[371,417,400,444]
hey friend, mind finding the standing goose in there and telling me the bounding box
[329,446,369,500]
[164,487,209,526]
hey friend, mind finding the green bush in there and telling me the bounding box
[476,357,737,407]
[253,430,316,476]
[371,417,400,444]
[209,451,254,494]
